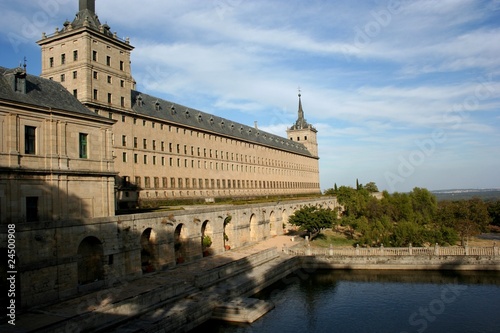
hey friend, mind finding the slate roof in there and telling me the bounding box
[0,66,110,119]
[131,90,313,157]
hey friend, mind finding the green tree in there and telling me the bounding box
[288,206,337,238]
[437,198,490,245]
[336,186,371,218]
[409,187,437,224]
[323,187,336,196]
[487,200,500,226]
[364,182,379,193]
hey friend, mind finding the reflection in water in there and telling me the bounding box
[191,270,500,333]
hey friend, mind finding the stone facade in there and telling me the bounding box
[37,0,321,208]
[0,66,116,223]
[0,0,328,312]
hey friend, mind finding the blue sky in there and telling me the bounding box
[1,0,499,193]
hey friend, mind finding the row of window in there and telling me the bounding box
[123,176,318,191]
[122,137,314,171]
[24,126,88,159]
[122,152,315,175]
[49,50,125,70]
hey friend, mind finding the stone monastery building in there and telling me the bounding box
[35,0,321,212]
[0,0,328,310]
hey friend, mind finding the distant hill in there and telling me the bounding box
[432,189,500,201]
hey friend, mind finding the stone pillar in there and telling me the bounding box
[306,243,311,256]
[355,244,359,256]
[464,244,469,256]
[409,243,413,256]
[283,244,288,255]
[329,244,333,256]
[380,244,384,255]
[434,243,439,256]
[493,243,498,257]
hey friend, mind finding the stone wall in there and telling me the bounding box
[301,255,500,271]
[11,197,336,309]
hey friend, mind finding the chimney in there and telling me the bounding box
[79,0,95,13]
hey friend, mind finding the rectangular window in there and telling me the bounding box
[122,135,127,146]
[143,155,147,164]
[153,156,157,165]
[134,154,138,163]
[61,53,66,65]
[145,177,150,188]
[25,126,36,154]
[120,60,124,71]
[73,50,78,61]
[73,89,77,98]
[79,133,88,158]
[120,80,124,87]
[106,56,111,66]
[93,89,98,100]
[93,71,98,79]
[154,177,159,188]
[122,152,127,162]
[92,50,97,61]
[135,176,141,186]
[73,71,77,79]
[26,197,39,222]
[60,74,65,82]
[121,96,125,107]
[49,57,54,67]
[152,140,156,151]
[107,75,112,84]
[133,137,137,148]
[107,93,112,104]
[143,139,147,149]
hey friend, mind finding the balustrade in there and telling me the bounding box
[284,244,497,257]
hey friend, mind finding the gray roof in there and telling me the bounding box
[131,90,313,157]
[0,66,109,119]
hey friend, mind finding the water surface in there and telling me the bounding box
[191,269,500,333]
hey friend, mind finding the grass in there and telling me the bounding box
[311,229,356,248]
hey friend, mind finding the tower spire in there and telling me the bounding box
[298,88,304,122]
[79,0,95,13]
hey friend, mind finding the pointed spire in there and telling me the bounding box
[297,88,304,123]
[79,0,95,13]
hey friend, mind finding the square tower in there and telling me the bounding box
[286,92,319,157]
[37,0,135,112]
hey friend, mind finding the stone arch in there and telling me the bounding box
[174,224,186,264]
[140,228,157,273]
[223,215,233,250]
[282,209,290,233]
[201,220,213,256]
[269,210,277,236]
[249,213,258,242]
[77,236,104,285]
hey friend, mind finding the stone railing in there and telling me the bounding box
[284,243,500,257]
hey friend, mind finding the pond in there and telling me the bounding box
[190,269,500,333]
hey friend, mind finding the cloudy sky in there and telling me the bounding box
[1,0,499,193]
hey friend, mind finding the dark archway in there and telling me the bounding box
[223,215,232,250]
[141,228,157,273]
[269,211,277,236]
[77,236,104,285]
[201,220,213,256]
[174,224,185,264]
[249,213,258,242]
